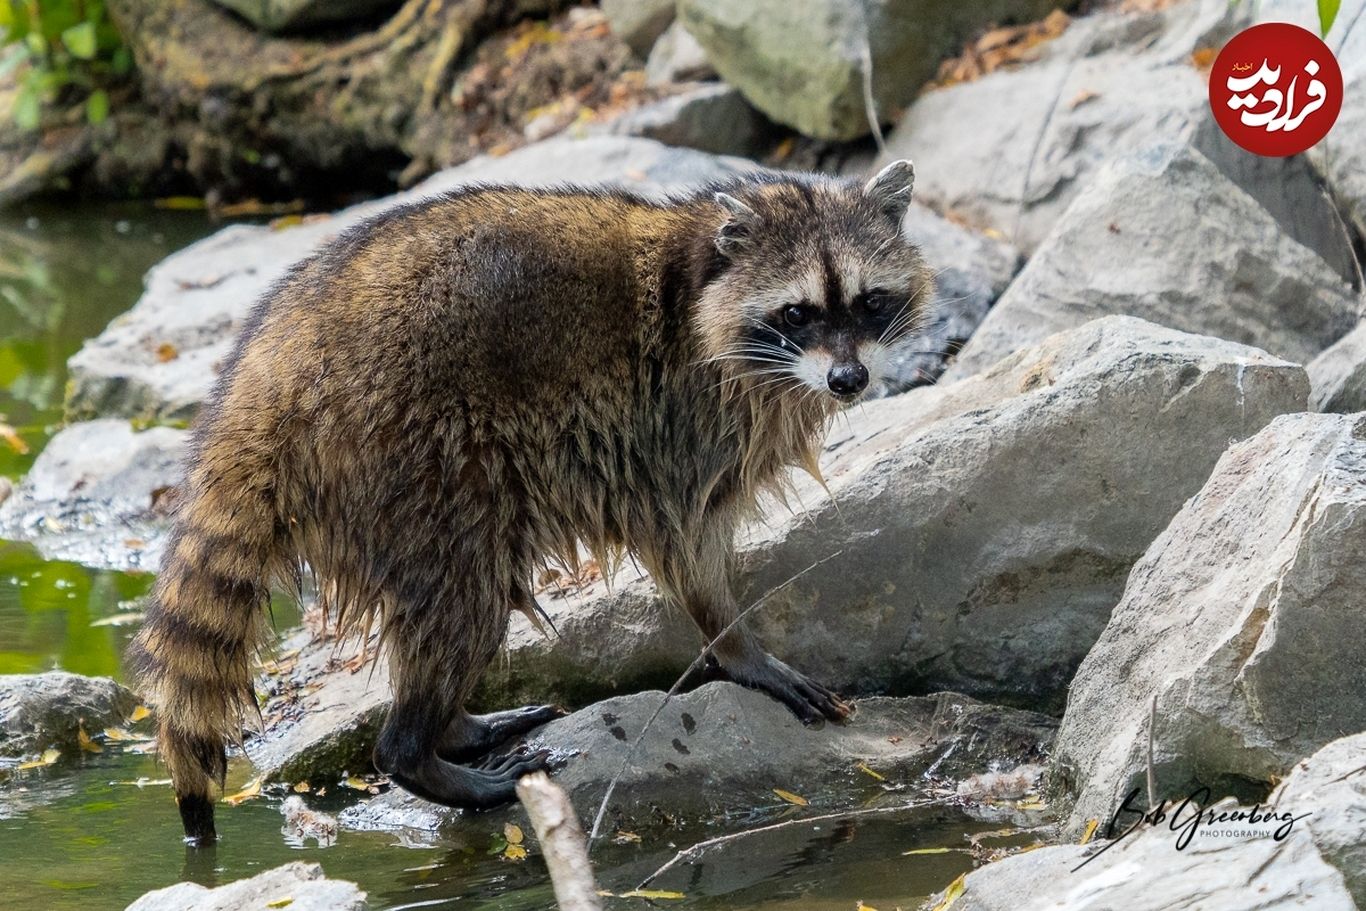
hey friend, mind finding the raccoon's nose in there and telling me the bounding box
[827,363,869,396]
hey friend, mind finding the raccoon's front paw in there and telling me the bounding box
[720,652,853,724]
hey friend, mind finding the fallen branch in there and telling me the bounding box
[517,772,604,911]
[636,798,943,891]
[586,549,845,843]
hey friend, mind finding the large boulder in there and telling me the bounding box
[601,0,675,57]
[0,420,185,571]
[339,681,1057,832]
[0,672,139,759]
[1271,734,1366,906]
[1308,320,1366,413]
[676,0,1076,141]
[944,143,1358,380]
[211,0,400,32]
[125,862,366,911]
[1050,412,1366,836]
[65,137,759,422]
[594,84,773,158]
[246,316,1307,783]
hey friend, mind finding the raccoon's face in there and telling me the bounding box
[698,160,933,404]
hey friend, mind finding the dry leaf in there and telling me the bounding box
[503,823,524,845]
[222,778,263,806]
[266,899,293,909]
[78,723,103,754]
[613,830,642,844]
[931,873,966,911]
[91,611,145,627]
[855,761,886,782]
[1079,817,1100,845]
[503,843,528,861]
[342,775,371,791]
[856,903,879,911]
[293,781,311,793]
[102,727,151,743]
[1069,89,1099,109]
[619,890,686,900]
[1190,47,1217,70]
[17,748,60,770]
[129,705,152,723]
[773,788,809,807]
[156,343,179,363]
[902,847,953,856]
[1015,797,1047,810]
[0,424,28,455]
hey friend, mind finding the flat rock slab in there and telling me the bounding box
[65,136,758,423]
[944,142,1358,380]
[339,681,1056,833]
[1308,320,1366,413]
[0,419,186,571]
[125,861,367,911]
[1050,412,1366,835]
[939,729,1366,911]
[0,672,139,759]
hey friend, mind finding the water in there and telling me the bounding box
[0,206,1021,910]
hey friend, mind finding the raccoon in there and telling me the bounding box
[129,159,934,843]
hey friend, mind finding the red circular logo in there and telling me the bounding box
[1208,23,1343,157]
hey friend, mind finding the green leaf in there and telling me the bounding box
[85,88,108,124]
[61,21,96,59]
[14,85,40,130]
[1318,0,1340,36]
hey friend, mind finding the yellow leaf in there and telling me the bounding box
[1079,818,1099,845]
[902,847,953,856]
[222,778,262,806]
[78,724,103,754]
[102,727,151,743]
[857,903,879,911]
[17,748,60,770]
[0,423,29,454]
[773,788,809,807]
[292,781,311,793]
[503,823,524,845]
[342,775,370,791]
[267,899,293,909]
[129,705,152,723]
[855,761,886,782]
[1015,797,1047,810]
[930,873,966,911]
[619,890,686,900]
[503,844,528,861]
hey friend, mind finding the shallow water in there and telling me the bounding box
[0,206,1022,910]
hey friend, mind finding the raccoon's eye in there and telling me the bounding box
[859,289,897,314]
[783,303,814,327]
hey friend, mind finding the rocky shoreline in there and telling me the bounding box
[1,0,1364,908]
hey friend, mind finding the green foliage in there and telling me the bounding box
[1228,0,1342,36]
[0,0,130,130]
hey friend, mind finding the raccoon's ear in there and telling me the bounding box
[863,159,915,225]
[714,192,759,257]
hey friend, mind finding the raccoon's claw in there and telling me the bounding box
[385,749,554,811]
[721,652,853,724]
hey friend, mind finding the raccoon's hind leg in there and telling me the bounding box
[372,582,552,810]
[437,705,565,764]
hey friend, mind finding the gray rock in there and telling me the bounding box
[595,83,771,157]
[1050,412,1366,836]
[125,861,366,911]
[601,0,675,57]
[340,681,1056,832]
[645,20,715,86]
[0,672,139,759]
[0,419,186,571]
[884,204,1019,392]
[944,144,1358,381]
[677,0,1076,141]
[931,798,1355,911]
[66,137,758,423]
[1271,734,1366,906]
[1308,320,1366,413]
[210,0,399,32]
[248,317,1306,783]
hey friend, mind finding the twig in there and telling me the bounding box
[517,772,604,911]
[586,549,845,843]
[856,0,886,154]
[1146,693,1157,811]
[636,798,942,890]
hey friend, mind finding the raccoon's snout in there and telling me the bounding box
[827,362,869,397]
